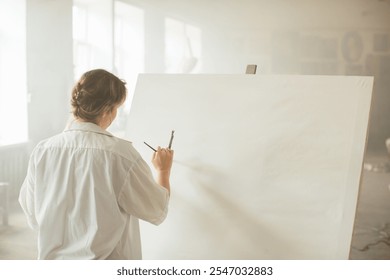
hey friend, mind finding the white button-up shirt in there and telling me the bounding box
[19,121,169,259]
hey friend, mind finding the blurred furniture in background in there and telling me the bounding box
[0,142,30,226]
[0,182,9,225]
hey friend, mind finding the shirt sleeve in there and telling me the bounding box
[18,154,39,230]
[117,157,169,225]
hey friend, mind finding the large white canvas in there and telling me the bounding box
[125,74,373,259]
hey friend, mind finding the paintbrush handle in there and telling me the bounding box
[168,130,175,149]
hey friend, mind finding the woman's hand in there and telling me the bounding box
[152,147,174,193]
[152,146,174,172]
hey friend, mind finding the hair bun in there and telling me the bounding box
[70,69,127,124]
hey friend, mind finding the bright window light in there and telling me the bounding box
[0,0,28,146]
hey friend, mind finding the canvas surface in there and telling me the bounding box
[125,74,373,259]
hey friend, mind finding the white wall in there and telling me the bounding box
[26,0,74,146]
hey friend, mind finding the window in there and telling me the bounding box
[72,0,146,136]
[111,1,145,136]
[0,1,28,146]
[114,1,145,111]
[72,0,113,81]
[71,1,203,137]
[165,18,202,73]
[72,4,91,80]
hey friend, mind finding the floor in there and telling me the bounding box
[0,152,389,260]
[349,152,390,259]
[0,202,37,259]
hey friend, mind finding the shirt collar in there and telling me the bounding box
[64,121,113,137]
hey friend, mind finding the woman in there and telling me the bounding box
[19,69,173,259]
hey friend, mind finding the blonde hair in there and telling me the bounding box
[71,69,127,124]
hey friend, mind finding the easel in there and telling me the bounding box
[245,64,257,74]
